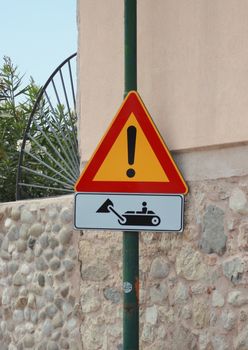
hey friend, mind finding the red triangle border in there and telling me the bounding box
[75,91,188,194]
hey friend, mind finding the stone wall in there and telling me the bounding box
[79,175,248,350]
[1,174,248,349]
[0,196,82,350]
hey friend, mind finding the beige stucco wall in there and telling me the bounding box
[78,0,248,161]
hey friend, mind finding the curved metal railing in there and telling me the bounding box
[16,52,80,200]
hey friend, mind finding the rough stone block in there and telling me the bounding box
[223,257,244,284]
[229,188,248,213]
[149,257,170,279]
[199,205,227,255]
[176,245,207,280]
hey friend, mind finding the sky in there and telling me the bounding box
[0,0,77,86]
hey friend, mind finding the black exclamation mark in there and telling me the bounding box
[126,125,137,178]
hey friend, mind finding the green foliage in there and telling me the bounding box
[0,57,40,202]
[0,56,79,202]
[19,101,79,200]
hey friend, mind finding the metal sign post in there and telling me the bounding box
[123,1,139,349]
[74,1,188,348]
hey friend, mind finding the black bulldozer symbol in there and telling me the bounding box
[96,199,161,226]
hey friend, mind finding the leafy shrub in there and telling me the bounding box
[0,56,79,203]
[0,57,40,202]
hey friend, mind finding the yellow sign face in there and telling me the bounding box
[93,113,169,182]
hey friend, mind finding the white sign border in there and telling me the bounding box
[74,192,184,232]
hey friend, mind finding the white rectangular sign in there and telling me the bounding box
[74,193,184,232]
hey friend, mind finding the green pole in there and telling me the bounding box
[124,0,137,96]
[123,1,139,350]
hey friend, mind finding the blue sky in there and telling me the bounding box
[0,0,77,85]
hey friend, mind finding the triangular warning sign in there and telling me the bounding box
[75,91,188,194]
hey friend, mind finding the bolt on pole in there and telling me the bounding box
[123,0,139,349]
